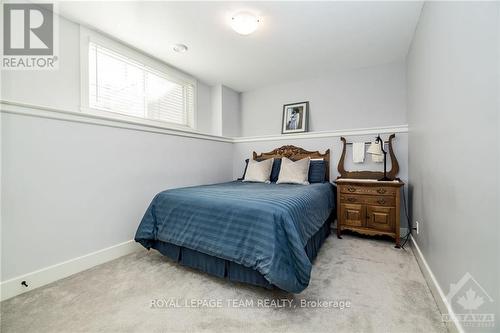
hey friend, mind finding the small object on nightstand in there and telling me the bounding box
[367,135,391,181]
[334,179,404,247]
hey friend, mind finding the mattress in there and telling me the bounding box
[135,181,335,293]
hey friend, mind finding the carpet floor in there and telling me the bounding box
[1,234,447,333]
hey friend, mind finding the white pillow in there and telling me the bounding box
[243,158,274,183]
[276,157,311,185]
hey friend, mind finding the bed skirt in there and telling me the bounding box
[149,213,334,290]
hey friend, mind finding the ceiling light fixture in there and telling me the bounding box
[172,44,188,53]
[230,12,260,35]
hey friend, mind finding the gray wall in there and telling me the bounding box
[221,86,241,137]
[195,81,215,135]
[236,59,410,230]
[210,84,223,135]
[240,61,407,137]
[0,15,233,281]
[1,113,232,281]
[407,2,499,329]
[210,84,241,137]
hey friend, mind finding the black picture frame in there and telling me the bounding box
[281,101,309,134]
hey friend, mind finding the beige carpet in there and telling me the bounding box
[1,234,446,333]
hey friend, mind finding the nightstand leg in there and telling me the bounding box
[337,226,342,239]
[395,238,401,248]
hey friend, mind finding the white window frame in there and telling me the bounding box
[80,27,197,131]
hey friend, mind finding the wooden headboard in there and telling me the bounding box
[252,145,331,181]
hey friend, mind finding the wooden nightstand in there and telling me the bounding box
[334,178,404,248]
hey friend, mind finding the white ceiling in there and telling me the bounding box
[57,1,423,92]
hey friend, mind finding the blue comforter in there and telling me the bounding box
[135,181,335,293]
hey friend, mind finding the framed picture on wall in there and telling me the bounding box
[282,101,309,134]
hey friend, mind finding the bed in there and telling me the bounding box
[135,146,335,293]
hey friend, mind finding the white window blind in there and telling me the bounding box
[88,42,194,127]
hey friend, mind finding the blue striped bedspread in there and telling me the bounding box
[135,181,335,293]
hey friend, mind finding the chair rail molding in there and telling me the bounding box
[231,125,408,143]
[0,100,233,143]
[1,99,408,144]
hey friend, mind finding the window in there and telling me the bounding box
[87,42,195,128]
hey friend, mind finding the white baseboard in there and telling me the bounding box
[331,222,408,238]
[410,236,464,333]
[0,240,143,302]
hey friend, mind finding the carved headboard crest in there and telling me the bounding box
[252,145,330,181]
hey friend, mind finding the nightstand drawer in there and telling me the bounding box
[340,185,396,196]
[340,194,395,207]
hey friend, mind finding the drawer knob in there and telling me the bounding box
[347,197,356,202]
[347,187,356,192]
[377,198,386,204]
[376,188,387,194]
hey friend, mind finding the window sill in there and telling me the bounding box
[0,100,232,143]
[80,106,195,134]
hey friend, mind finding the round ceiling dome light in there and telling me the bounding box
[230,12,260,35]
[172,44,188,53]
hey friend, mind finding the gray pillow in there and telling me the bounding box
[276,157,310,185]
[243,158,274,183]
